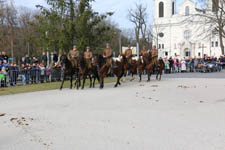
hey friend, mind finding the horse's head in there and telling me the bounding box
[60,55,69,68]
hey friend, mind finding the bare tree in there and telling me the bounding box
[189,0,225,55]
[128,3,148,45]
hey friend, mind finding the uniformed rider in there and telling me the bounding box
[68,45,80,67]
[125,45,133,64]
[103,43,113,67]
[84,46,93,69]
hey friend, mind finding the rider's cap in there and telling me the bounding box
[73,45,77,49]
[86,46,90,49]
[106,43,110,46]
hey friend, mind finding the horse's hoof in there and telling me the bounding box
[114,85,118,88]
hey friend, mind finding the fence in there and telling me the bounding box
[0,67,63,88]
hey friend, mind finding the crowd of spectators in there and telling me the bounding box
[163,55,225,73]
[0,51,63,88]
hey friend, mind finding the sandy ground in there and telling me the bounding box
[0,77,225,150]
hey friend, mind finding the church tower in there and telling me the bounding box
[154,0,176,19]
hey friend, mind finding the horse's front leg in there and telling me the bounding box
[147,71,150,82]
[114,77,120,87]
[60,76,65,90]
[82,75,86,89]
[89,74,92,88]
[70,75,73,89]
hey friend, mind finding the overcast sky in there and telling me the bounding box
[13,0,198,29]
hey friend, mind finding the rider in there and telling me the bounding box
[140,46,148,66]
[151,45,158,65]
[103,43,113,67]
[68,45,80,67]
[125,45,133,64]
[84,46,93,69]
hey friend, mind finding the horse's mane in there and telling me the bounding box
[98,54,105,68]
[61,54,72,66]
[79,56,86,69]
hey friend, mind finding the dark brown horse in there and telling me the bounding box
[155,59,165,81]
[76,56,98,90]
[60,55,77,90]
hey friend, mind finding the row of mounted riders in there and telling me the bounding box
[59,52,165,90]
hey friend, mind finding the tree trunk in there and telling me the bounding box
[219,26,225,55]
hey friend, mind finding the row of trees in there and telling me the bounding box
[0,0,136,63]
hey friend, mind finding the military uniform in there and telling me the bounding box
[125,48,132,64]
[151,48,158,65]
[103,47,113,67]
[84,51,93,69]
[68,49,80,67]
[140,48,148,64]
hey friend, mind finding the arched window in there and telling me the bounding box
[185,6,190,16]
[184,30,190,40]
[159,2,164,17]
[172,2,175,15]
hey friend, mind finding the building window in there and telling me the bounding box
[185,6,190,16]
[174,53,177,56]
[159,2,164,17]
[174,43,177,49]
[165,52,168,56]
[215,41,218,47]
[172,2,175,15]
[159,44,161,49]
[184,30,190,40]
[198,52,201,57]
[212,41,214,47]
[185,51,190,57]
[162,44,164,49]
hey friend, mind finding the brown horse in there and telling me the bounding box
[137,57,145,82]
[98,55,125,88]
[155,59,165,81]
[76,56,98,90]
[139,52,154,82]
[129,59,138,81]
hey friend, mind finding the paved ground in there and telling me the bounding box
[0,72,225,150]
[163,71,225,79]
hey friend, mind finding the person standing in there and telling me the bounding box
[168,57,174,73]
[41,52,48,67]
[1,51,9,63]
[181,58,186,72]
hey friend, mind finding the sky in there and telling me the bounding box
[13,0,195,29]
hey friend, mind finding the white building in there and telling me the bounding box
[153,0,223,59]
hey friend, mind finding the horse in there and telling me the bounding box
[90,55,100,88]
[97,55,110,89]
[98,55,125,88]
[139,52,154,82]
[59,54,77,90]
[155,59,165,81]
[137,57,145,82]
[129,59,138,81]
[112,55,126,87]
[76,56,95,90]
